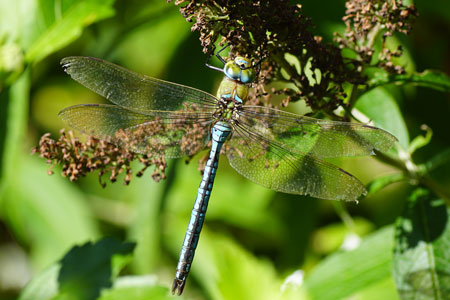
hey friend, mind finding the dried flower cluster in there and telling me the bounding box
[170,0,366,113]
[35,0,418,186]
[336,0,417,74]
[171,0,417,113]
[32,130,167,186]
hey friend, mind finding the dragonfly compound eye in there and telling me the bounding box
[224,61,242,81]
[240,69,255,84]
[224,57,256,83]
[234,56,251,68]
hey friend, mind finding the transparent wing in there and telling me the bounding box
[59,104,213,158]
[225,124,367,201]
[238,106,397,158]
[60,56,219,113]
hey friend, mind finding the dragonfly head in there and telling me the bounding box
[224,56,256,84]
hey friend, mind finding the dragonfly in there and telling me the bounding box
[59,47,397,295]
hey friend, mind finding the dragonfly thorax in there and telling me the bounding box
[217,76,249,104]
[213,96,242,124]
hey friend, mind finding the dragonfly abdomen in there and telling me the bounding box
[172,122,231,295]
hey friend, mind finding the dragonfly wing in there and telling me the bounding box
[59,104,212,158]
[61,56,218,113]
[226,124,367,201]
[239,106,397,158]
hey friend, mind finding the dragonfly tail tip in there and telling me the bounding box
[171,278,186,296]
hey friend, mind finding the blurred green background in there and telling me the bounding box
[0,0,449,299]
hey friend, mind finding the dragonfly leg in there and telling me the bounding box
[251,54,264,79]
[240,45,265,78]
[205,43,230,72]
[215,43,230,63]
[205,53,225,73]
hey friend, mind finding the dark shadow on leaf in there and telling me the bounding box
[57,237,135,300]
[393,188,450,299]
[395,188,448,252]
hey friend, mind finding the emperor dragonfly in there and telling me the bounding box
[59,48,397,295]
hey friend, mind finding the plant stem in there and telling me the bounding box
[332,201,356,232]
[374,150,450,204]
[420,176,450,205]
[366,24,381,50]
[0,68,30,205]
[345,83,359,119]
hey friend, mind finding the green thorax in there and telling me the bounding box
[216,76,249,103]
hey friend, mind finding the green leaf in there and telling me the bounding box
[368,69,450,93]
[110,5,190,77]
[18,264,61,300]
[409,125,433,155]
[419,148,450,174]
[303,226,394,300]
[190,229,305,300]
[25,0,115,63]
[98,276,175,300]
[0,0,37,47]
[0,42,24,87]
[58,238,135,300]
[19,238,136,300]
[127,166,167,274]
[0,68,30,196]
[367,173,407,195]
[2,155,99,270]
[393,188,450,299]
[352,277,400,300]
[355,86,409,148]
